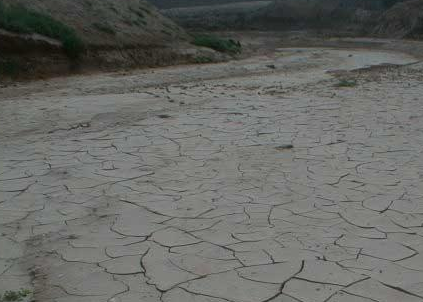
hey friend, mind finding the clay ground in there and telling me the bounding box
[1,36,423,302]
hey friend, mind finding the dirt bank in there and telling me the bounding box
[0,0,204,79]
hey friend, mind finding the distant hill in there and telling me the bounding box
[255,0,390,27]
[149,0,269,9]
[161,0,381,31]
[161,1,271,30]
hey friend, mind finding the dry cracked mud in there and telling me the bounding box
[1,45,423,302]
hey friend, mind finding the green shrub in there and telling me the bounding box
[194,56,213,64]
[335,79,357,87]
[193,35,241,54]
[0,2,84,59]
[0,289,31,302]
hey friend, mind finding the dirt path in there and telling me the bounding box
[1,44,423,302]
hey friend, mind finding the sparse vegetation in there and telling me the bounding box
[108,5,118,14]
[126,8,148,26]
[0,289,31,302]
[134,10,145,19]
[82,0,93,9]
[93,22,116,35]
[0,1,84,59]
[335,79,358,87]
[130,6,152,20]
[194,55,214,64]
[193,34,241,54]
[161,29,172,36]
[133,19,147,26]
[139,6,153,16]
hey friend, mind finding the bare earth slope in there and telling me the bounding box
[1,38,423,302]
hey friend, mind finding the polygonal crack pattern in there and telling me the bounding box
[1,50,423,302]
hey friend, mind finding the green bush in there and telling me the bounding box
[0,289,31,302]
[193,35,241,54]
[194,55,213,63]
[0,2,84,59]
[335,79,357,87]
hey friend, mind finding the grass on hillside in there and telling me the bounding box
[0,2,84,59]
[93,22,116,35]
[193,34,241,54]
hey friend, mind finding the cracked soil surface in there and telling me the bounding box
[1,44,423,302]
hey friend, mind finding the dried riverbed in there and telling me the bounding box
[1,44,423,302]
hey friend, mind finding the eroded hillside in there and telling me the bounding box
[0,0,193,78]
[1,0,186,46]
